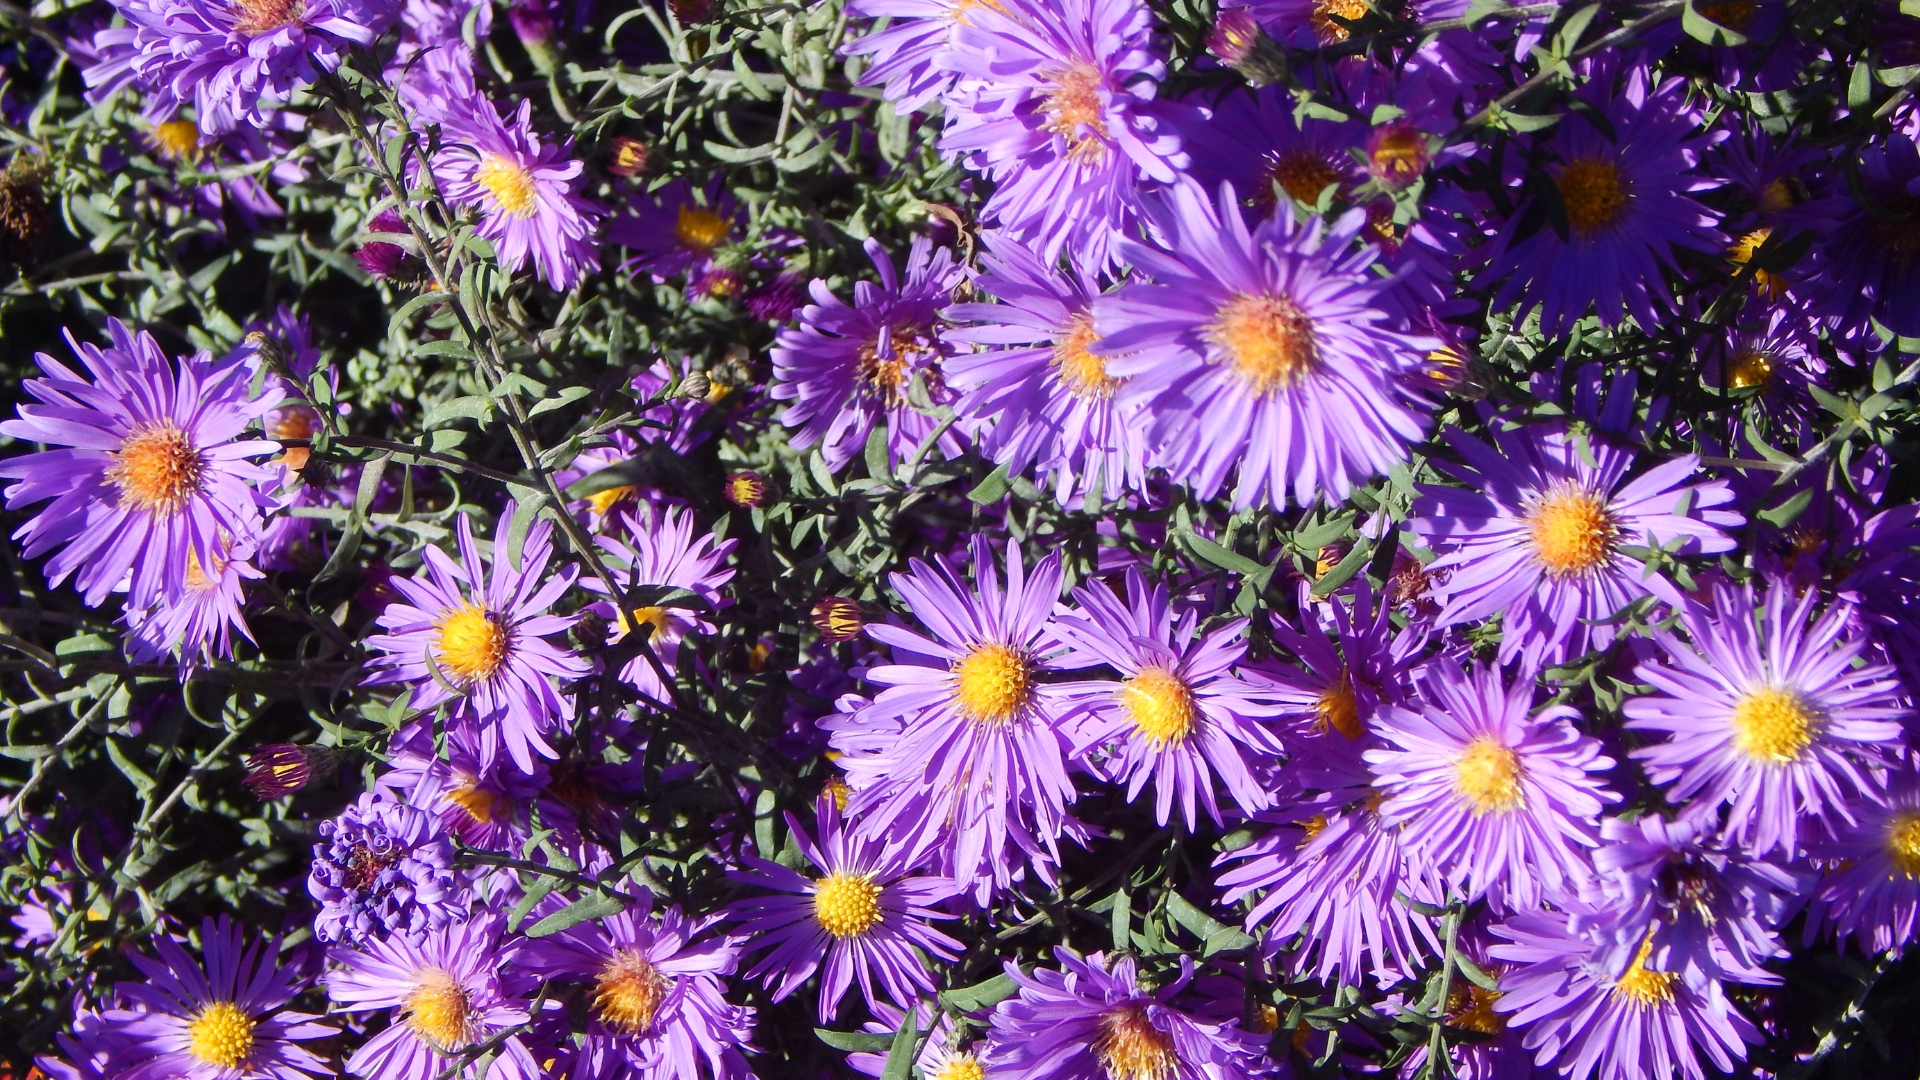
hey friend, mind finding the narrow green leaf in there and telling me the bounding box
[524,893,624,937]
[813,1029,896,1053]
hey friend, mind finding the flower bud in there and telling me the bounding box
[1208,8,1288,86]
[355,210,413,281]
[606,137,651,178]
[676,370,713,400]
[811,597,865,643]
[1366,119,1432,190]
[243,744,336,799]
[725,470,770,508]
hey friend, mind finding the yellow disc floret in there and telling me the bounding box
[1054,312,1122,401]
[405,968,476,1052]
[232,0,305,35]
[110,422,205,514]
[1525,485,1617,578]
[933,1055,987,1080]
[593,949,671,1035]
[1315,670,1363,740]
[1043,62,1111,162]
[1263,151,1342,207]
[476,154,538,218]
[1095,1003,1179,1080]
[953,643,1032,724]
[187,1001,256,1069]
[435,602,511,683]
[1555,158,1629,235]
[675,205,731,252]
[1121,666,1198,746]
[1887,811,1920,878]
[1309,0,1369,43]
[1724,347,1774,391]
[1730,686,1818,765]
[1453,736,1524,816]
[812,872,885,938]
[1206,293,1319,393]
[1612,940,1678,1007]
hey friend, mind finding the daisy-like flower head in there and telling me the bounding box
[515,888,756,1080]
[1236,0,1376,47]
[846,1002,983,1080]
[1365,657,1619,910]
[0,318,282,610]
[104,916,333,1080]
[984,948,1274,1080]
[123,546,263,669]
[1179,84,1364,211]
[365,501,590,776]
[1699,305,1824,420]
[1095,179,1437,510]
[1480,62,1724,337]
[433,99,604,291]
[841,0,976,114]
[939,0,1187,271]
[36,1001,142,1080]
[307,789,462,944]
[81,0,398,136]
[326,914,541,1080]
[944,233,1147,504]
[1491,906,1759,1080]
[1808,133,1920,339]
[1807,766,1920,955]
[1625,578,1909,858]
[1411,421,1742,670]
[582,501,737,703]
[770,235,968,473]
[606,178,740,284]
[1051,567,1288,828]
[377,722,546,852]
[824,535,1083,903]
[726,799,960,1021]
[1215,780,1446,988]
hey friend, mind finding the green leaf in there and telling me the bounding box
[524,892,624,937]
[1681,0,1747,46]
[388,291,451,338]
[940,972,1018,1013]
[529,385,593,418]
[878,1015,918,1080]
[105,737,156,798]
[415,339,475,361]
[1183,530,1266,577]
[423,395,494,430]
[864,424,894,484]
[968,464,1009,504]
[1164,892,1255,955]
[1757,489,1815,529]
[813,1029,896,1053]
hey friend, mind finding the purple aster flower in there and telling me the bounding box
[1215,781,1446,987]
[0,318,282,609]
[1587,809,1810,985]
[432,99,604,290]
[726,800,960,1021]
[1411,422,1741,670]
[38,1001,143,1080]
[122,547,261,668]
[944,233,1147,503]
[104,916,333,1080]
[606,178,739,283]
[1094,180,1436,510]
[82,0,398,136]
[1365,657,1619,910]
[365,501,590,775]
[823,535,1083,903]
[516,889,756,1080]
[1479,63,1723,337]
[845,1003,985,1079]
[1491,906,1759,1080]
[938,0,1188,270]
[378,722,545,851]
[770,236,968,472]
[354,209,415,281]
[1051,567,1288,828]
[841,0,970,113]
[326,914,540,1080]
[1807,133,1920,338]
[308,789,462,944]
[984,948,1274,1080]
[1807,765,1920,954]
[1178,84,1363,211]
[1255,579,1429,774]
[1625,578,1908,858]
[581,502,737,703]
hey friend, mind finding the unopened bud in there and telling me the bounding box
[676,370,713,400]
[606,137,651,178]
[243,743,336,799]
[725,470,770,508]
[573,608,610,651]
[811,597,865,643]
[1208,8,1288,86]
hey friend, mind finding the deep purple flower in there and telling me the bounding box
[726,800,960,1021]
[1179,84,1362,211]
[433,99,604,290]
[308,789,462,944]
[606,178,739,283]
[1255,579,1429,774]
[1807,765,1920,955]
[581,501,737,703]
[1626,579,1908,857]
[1095,180,1436,510]
[377,722,545,851]
[355,209,414,280]
[0,319,282,609]
[1808,133,1920,338]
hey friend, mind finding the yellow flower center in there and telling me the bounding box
[1888,811,1920,878]
[1555,158,1628,235]
[620,605,671,642]
[109,422,205,514]
[586,484,639,516]
[405,968,476,1052]
[1612,940,1678,1007]
[1525,485,1617,578]
[1729,686,1818,764]
[1726,227,1786,299]
[187,1001,255,1068]
[674,205,731,252]
[1315,670,1363,740]
[823,773,851,812]
[231,0,305,35]
[593,949,671,1035]
[1370,125,1426,184]
[1120,666,1198,746]
[184,548,223,592]
[933,1056,987,1080]
[446,775,508,825]
[1310,0,1369,41]
[1043,62,1111,163]
[1262,151,1341,208]
[1453,736,1524,815]
[952,643,1032,724]
[1206,293,1318,393]
[1724,347,1773,391]
[1446,983,1506,1035]
[435,602,511,683]
[1757,178,1799,217]
[1054,312,1121,400]
[151,119,203,162]
[812,872,884,938]
[476,154,538,219]
[1095,1003,1178,1080]
[1299,813,1329,845]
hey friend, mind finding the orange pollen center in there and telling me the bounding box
[1043,62,1111,162]
[1696,0,1756,29]
[952,642,1032,724]
[1370,126,1427,183]
[109,422,205,514]
[1447,983,1506,1035]
[1888,811,1920,878]
[476,154,538,218]
[620,605,671,642]
[1095,1003,1179,1080]
[1556,158,1628,235]
[1452,735,1524,815]
[1758,177,1800,217]
[1264,151,1341,207]
[593,950,672,1035]
[586,484,638,516]
[446,776,509,825]
[1206,293,1318,393]
[435,602,511,683]
[152,120,203,161]
[1525,485,1617,577]
[404,969,476,1052]
[1612,939,1678,1007]
[1729,686,1818,764]
[231,0,305,34]
[1725,347,1773,391]
[1726,227,1786,299]
[1310,0,1369,41]
[675,205,731,252]
[1315,670,1363,740]
[1054,312,1122,400]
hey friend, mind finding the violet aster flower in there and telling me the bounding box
[823,535,1084,902]
[1808,133,1920,338]
[1625,578,1908,858]
[1807,767,1920,954]
[122,548,261,668]
[365,501,590,776]
[1179,84,1364,211]
[1094,180,1436,510]
[1365,657,1619,910]
[726,800,960,1021]
[1051,567,1288,828]
[308,789,463,944]
[326,914,541,1080]
[581,501,737,703]
[105,917,333,1080]
[433,99,604,290]
[82,0,398,136]
[515,890,756,1080]
[1491,907,1759,1080]
[1256,579,1429,774]
[0,318,282,610]
[1479,63,1723,337]
[36,1002,142,1080]
[939,0,1188,270]
[1411,422,1741,670]
[944,233,1147,503]
[770,236,968,472]
[377,722,545,851]
[606,178,739,284]
[841,0,970,113]
[984,948,1274,1080]
[1215,781,1445,987]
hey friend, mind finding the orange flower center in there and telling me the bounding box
[231,0,305,34]
[435,602,511,683]
[953,643,1031,724]
[1525,485,1617,577]
[1206,293,1318,393]
[593,950,671,1035]
[109,422,205,514]
[1094,1003,1178,1080]
[1043,62,1111,163]
[1452,736,1524,815]
[404,969,476,1052]
[1054,312,1121,400]
[1555,158,1629,235]
[675,205,730,252]
[1310,0,1369,42]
